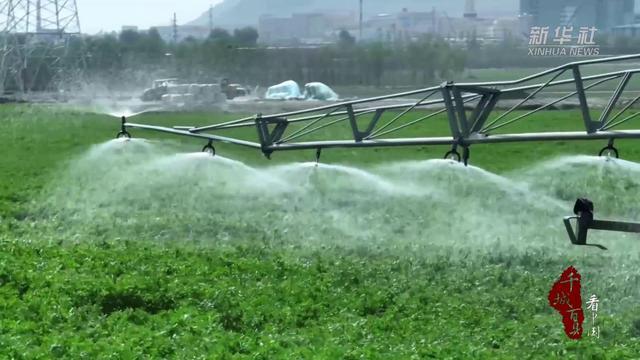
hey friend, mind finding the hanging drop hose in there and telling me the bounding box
[462,146,470,167]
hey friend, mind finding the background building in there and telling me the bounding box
[259,12,356,44]
[520,0,635,31]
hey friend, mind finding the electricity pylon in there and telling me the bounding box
[0,0,84,94]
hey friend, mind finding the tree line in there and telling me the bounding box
[80,27,468,90]
[4,26,640,92]
[5,27,466,92]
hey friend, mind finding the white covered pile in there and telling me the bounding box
[265,80,339,101]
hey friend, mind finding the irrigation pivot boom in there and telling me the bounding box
[119,54,640,165]
[564,198,640,250]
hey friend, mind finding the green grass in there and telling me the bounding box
[337,63,640,98]
[1,104,640,358]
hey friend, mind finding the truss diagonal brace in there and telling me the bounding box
[255,115,288,157]
[442,84,461,138]
[347,105,383,142]
[442,83,500,138]
[598,72,632,127]
[573,66,600,133]
[452,88,469,135]
[469,92,500,133]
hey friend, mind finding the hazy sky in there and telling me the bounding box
[78,0,224,34]
[76,0,640,34]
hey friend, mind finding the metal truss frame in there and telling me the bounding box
[121,54,640,165]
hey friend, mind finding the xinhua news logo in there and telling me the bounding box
[528,26,600,57]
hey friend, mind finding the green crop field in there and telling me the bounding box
[336,62,640,99]
[1,104,640,359]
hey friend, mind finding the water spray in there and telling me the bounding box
[564,198,640,250]
[103,54,640,249]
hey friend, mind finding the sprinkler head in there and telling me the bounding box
[116,115,131,139]
[202,141,216,156]
[598,142,619,159]
[444,149,461,163]
[116,131,131,140]
[604,148,616,158]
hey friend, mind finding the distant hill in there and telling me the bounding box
[188,0,519,29]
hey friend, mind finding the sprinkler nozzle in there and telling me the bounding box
[202,140,216,156]
[116,116,131,139]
